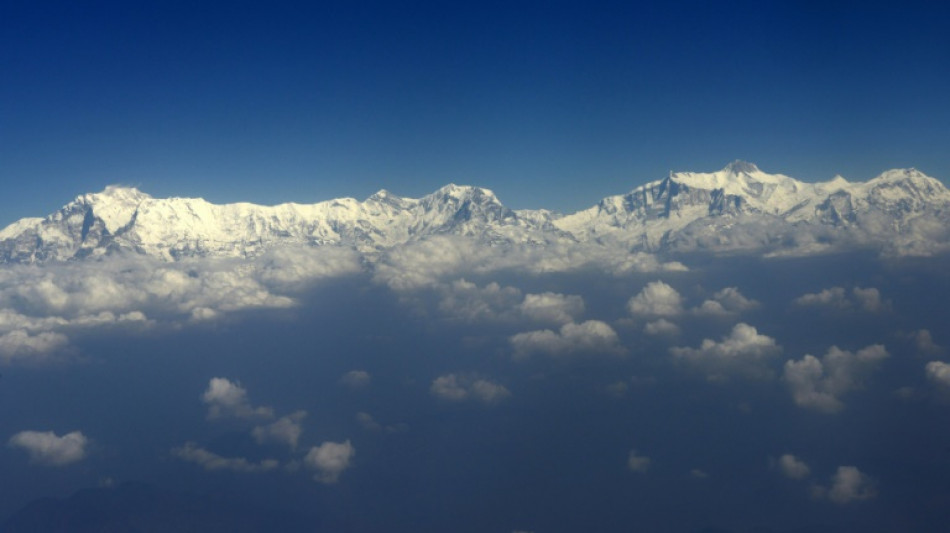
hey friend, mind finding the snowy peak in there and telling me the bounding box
[1,163,949,263]
[722,160,761,174]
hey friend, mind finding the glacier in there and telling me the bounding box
[2,161,949,264]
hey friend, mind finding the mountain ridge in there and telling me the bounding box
[2,162,949,263]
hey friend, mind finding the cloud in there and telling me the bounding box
[436,279,523,322]
[690,469,709,479]
[373,236,685,291]
[912,329,943,356]
[925,361,950,387]
[783,345,890,413]
[627,281,683,317]
[669,323,781,381]
[0,251,364,364]
[517,292,585,325]
[510,320,623,359]
[172,442,279,473]
[643,319,680,336]
[0,330,70,364]
[202,377,274,420]
[430,374,511,404]
[304,440,355,483]
[693,287,759,316]
[778,454,811,479]
[356,412,408,433]
[627,450,651,472]
[793,286,887,313]
[252,411,307,449]
[8,430,88,466]
[812,466,876,504]
[340,370,372,389]
[434,279,584,325]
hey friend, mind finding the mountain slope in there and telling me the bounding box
[2,161,949,263]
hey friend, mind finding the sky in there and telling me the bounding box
[3,3,950,531]
[2,1,950,226]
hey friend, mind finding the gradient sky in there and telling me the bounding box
[2,1,949,226]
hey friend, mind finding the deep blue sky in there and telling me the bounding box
[2,1,949,226]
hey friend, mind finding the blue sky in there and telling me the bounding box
[2,1,949,226]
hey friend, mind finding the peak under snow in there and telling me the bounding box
[2,162,949,263]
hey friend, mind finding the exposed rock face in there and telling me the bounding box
[2,161,949,263]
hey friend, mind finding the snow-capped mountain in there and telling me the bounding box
[2,161,949,263]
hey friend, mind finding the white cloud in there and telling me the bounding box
[669,323,781,381]
[643,319,680,336]
[793,286,887,313]
[356,412,408,433]
[172,442,279,473]
[778,454,811,480]
[340,370,372,389]
[913,329,943,356]
[252,411,307,449]
[812,466,876,504]
[925,361,950,387]
[435,279,585,325]
[794,287,849,309]
[373,236,685,291]
[510,320,623,359]
[304,440,355,483]
[690,469,709,479]
[0,330,70,364]
[627,449,651,472]
[517,292,585,325]
[0,251,364,364]
[8,430,88,466]
[202,377,274,420]
[783,345,889,413]
[436,279,523,322]
[693,287,759,316]
[430,374,511,404]
[851,287,884,312]
[627,281,683,317]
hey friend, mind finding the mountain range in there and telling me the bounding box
[2,161,949,263]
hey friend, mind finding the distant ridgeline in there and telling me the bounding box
[2,161,949,263]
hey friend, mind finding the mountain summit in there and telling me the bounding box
[2,163,949,263]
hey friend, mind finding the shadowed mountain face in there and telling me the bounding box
[1,482,317,533]
[1,162,949,263]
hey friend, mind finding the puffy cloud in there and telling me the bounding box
[202,377,274,420]
[794,287,849,309]
[304,440,355,484]
[783,345,889,413]
[693,287,759,316]
[252,411,307,450]
[0,250,364,364]
[8,430,88,466]
[925,361,950,387]
[436,279,523,322]
[851,287,885,312]
[912,329,943,356]
[670,323,781,381]
[0,330,70,364]
[812,466,877,504]
[793,286,887,313]
[627,450,651,472]
[340,370,372,389]
[373,236,685,291]
[627,281,683,317]
[778,454,811,480]
[172,442,279,473]
[643,319,680,336]
[510,320,623,360]
[436,279,584,325]
[517,292,585,325]
[430,374,511,404]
